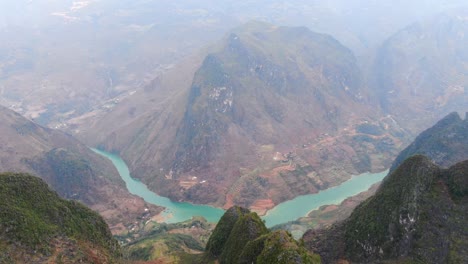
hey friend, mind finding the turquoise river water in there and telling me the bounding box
[92,148,388,227]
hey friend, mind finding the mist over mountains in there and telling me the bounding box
[1,0,466,127]
[2,0,466,217]
[0,1,467,263]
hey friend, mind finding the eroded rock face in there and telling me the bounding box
[305,157,468,263]
[205,206,320,264]
[344,155,440,261]
[206,206,252,257]
[109,22,406,210]
[390,112,468,171]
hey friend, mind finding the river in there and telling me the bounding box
[92,148,388,227]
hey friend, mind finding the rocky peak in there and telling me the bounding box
[390,111,468,171]
[205,206,320,264]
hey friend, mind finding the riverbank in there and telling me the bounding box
[92,148,388,227]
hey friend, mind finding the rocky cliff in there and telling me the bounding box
[205,206,320,264]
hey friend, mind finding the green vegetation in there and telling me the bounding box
[305,156,468,264]
[340,156,468,263]
[24,148,98,201]
[356,123,384,136]
[206,206,251,257]
[305,113,468,263]
[255,231,321,264]
[126,233,204,261]
[205,206,320,264]
[390,112,468,171]
[344,155,440,261]
[0,172,121,262]
[122,217,214,263]
[445,161,468,200]
[219,212,268,263]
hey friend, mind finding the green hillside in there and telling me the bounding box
[205,206,320,264]
[0,172,121,263]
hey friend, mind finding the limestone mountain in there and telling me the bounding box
[204,206,320,264]
[0,172,121,263]
[373,10,468,133]
[97,22,406,211]
[390,111,468,171]
[304,113,468,263]
[275,108,467,246]
[305,156,468,263]
[0,105,160,232]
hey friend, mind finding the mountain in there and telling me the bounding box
[0,105,161,233]
[303,113,468,263]
[204,206,320,264]
[95,22,406,211]
[390,111,468,171]
[305,156,468,263]
[0,0,233,127]
[3,1,467,128]
[0,172,121,263]
[374,10,468,133]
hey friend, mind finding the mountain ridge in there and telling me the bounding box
[303,112,468,263]
[0,105,162,234]
[96,22,406,212]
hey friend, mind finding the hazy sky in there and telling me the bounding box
[1,0,466,57]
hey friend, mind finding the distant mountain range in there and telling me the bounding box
[1,1,466,127]
[374,10,468,132]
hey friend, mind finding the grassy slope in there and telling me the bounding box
[0,172,121,263]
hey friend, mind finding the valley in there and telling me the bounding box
[0,1,467,263]
[81,22,409,213]
[94,147,388,230]
[0,105,162,236]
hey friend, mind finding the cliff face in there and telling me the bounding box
[305,156,468,263]
[171,22,364,175]
[205,206,320,264]
[346,156,467,263]
[390,112,468,171]
[105,22,405,211]
[0,173,121,263]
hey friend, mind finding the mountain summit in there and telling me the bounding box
[102,22,404,210]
